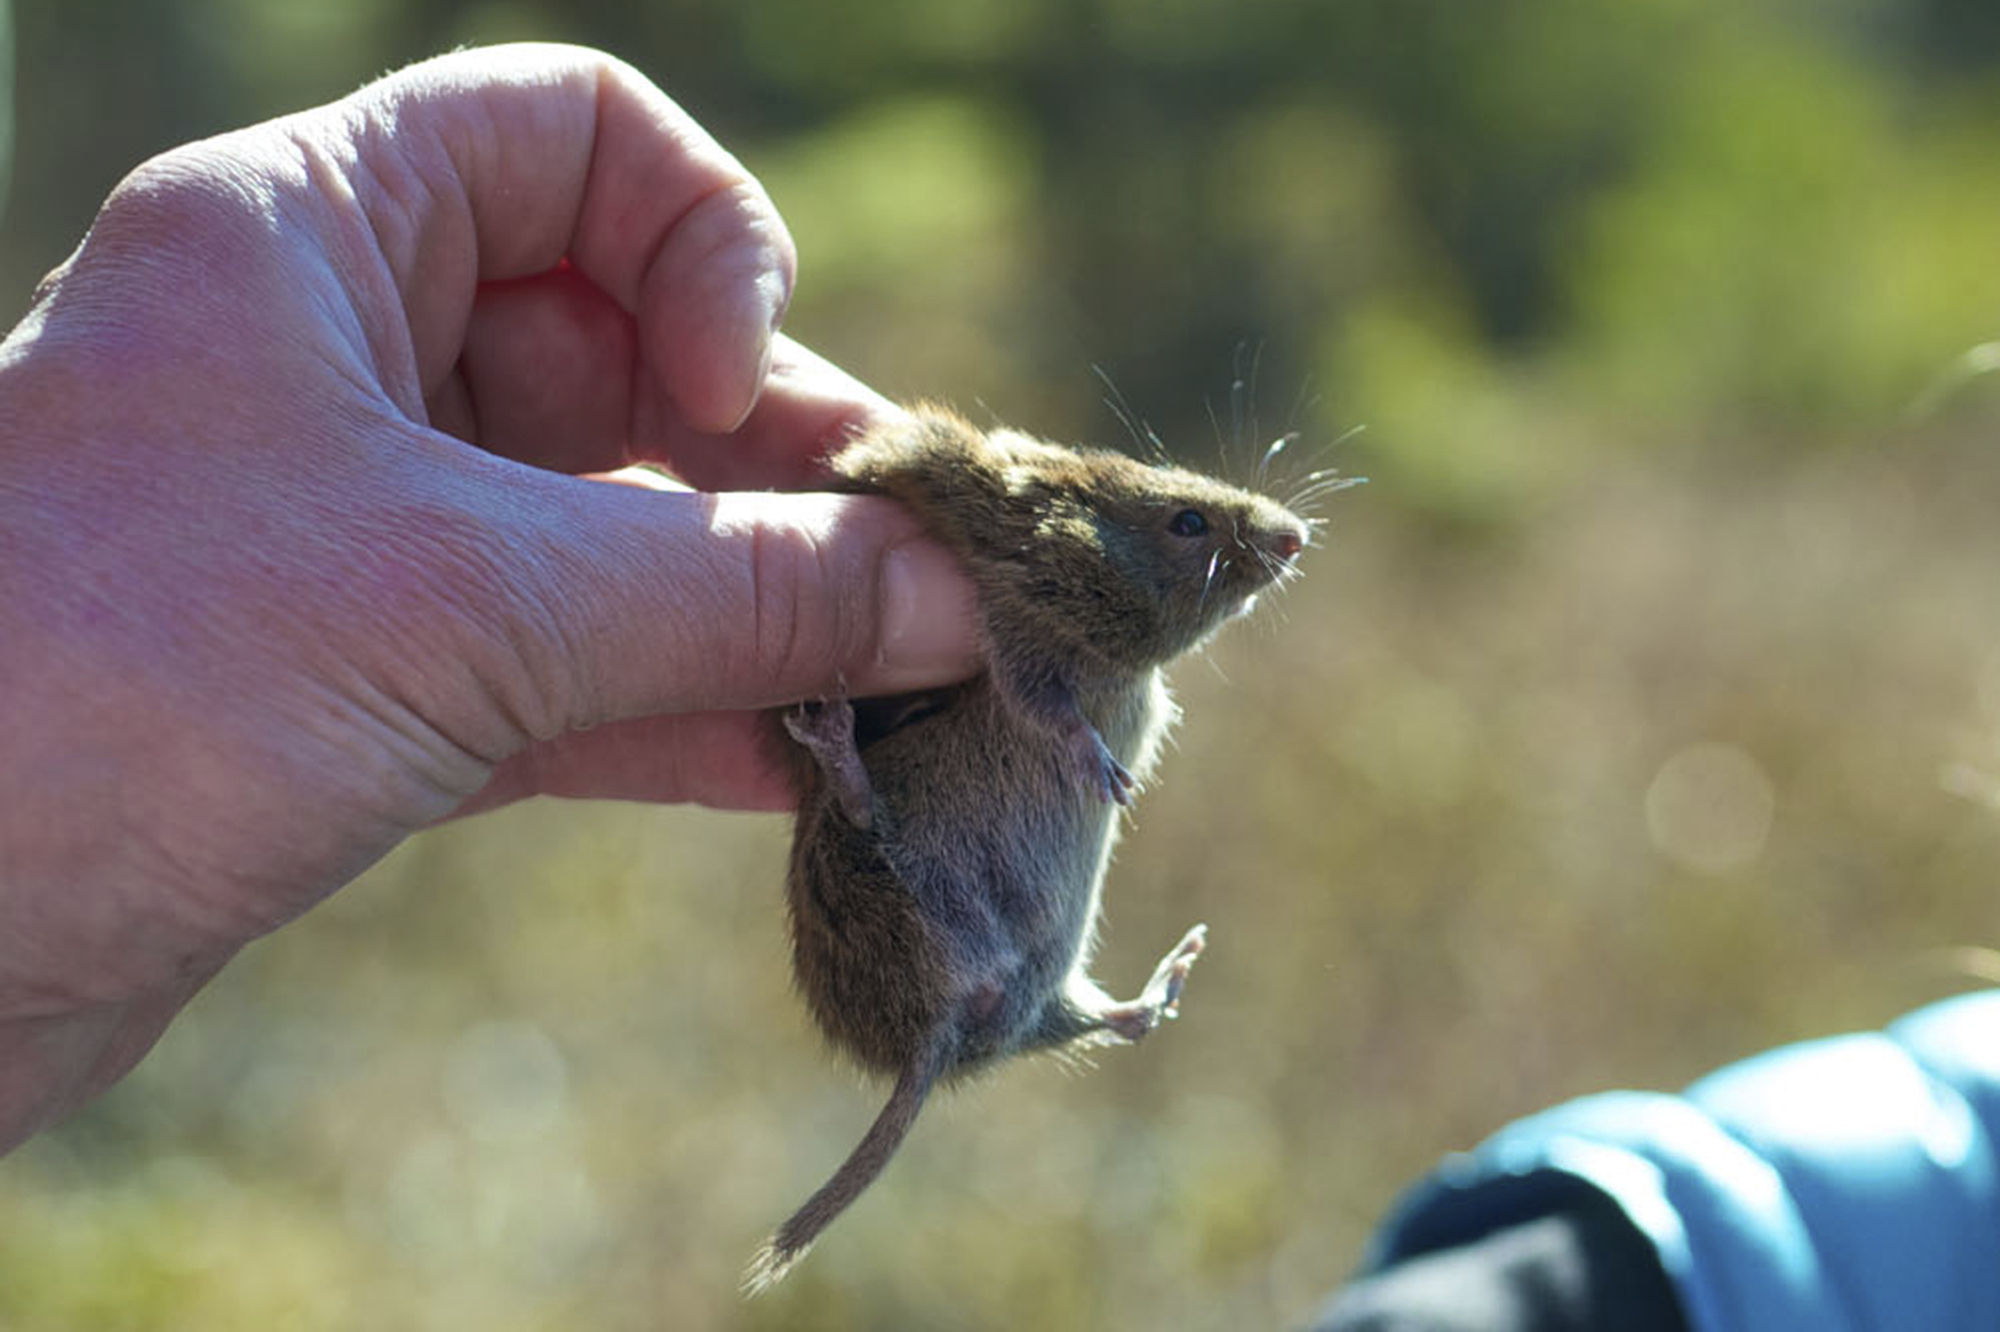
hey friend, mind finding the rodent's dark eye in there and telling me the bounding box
[1168,508,1208,538]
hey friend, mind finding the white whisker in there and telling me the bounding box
[1198,549,1223,614]
[1258,431,1301,487]
[1092,365,1171,465]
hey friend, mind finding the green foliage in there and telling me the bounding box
[1560,22,2000,424]
[752,94,1042,400]
[9,0,2000,1327]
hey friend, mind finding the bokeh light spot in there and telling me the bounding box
[1644,742,1777,876]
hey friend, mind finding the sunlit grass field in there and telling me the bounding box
[6,413,2000,1329]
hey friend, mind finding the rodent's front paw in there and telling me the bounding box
[1073,726,1137,806]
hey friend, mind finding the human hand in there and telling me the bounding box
[0,44,980,1151]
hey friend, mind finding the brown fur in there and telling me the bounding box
[746,405,1309,1293]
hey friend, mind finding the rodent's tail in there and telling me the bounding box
[741,1033,951,1296]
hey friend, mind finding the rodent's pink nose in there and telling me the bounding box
[1272,531,1304,561]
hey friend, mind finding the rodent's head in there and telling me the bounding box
[831,408,1312,670]
[986,430,1310,667]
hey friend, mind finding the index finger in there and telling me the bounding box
[319,43,796,434]
[639,334,911,491]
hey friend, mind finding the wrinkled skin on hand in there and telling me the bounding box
[0,44,979,1152]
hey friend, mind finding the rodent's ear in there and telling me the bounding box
[985,432,1073,495]
[1000,462,1054,501]
[1001,470,1091,534]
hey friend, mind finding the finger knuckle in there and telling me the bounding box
[93,141,276,271]
[744,508,865,696]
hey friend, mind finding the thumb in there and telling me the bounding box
[487,471,982,734]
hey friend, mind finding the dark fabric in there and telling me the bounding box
[1310,1191,1688,1332]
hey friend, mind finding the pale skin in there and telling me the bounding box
[0,44,981,1153]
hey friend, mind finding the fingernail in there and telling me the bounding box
[719,269,787,433]
[880,540,980,686]
[766,254,794,332]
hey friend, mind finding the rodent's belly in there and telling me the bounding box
[863,680,1150,982]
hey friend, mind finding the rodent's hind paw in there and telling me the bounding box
[1099,923,1207,1042]
[784,698,875,829]
[1149,923,1207,1013]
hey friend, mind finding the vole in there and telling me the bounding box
[747,404,1314,1291]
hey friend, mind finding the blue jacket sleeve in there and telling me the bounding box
[1362,991,2000,1332]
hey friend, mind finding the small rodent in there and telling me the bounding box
[746,404,1313,1291]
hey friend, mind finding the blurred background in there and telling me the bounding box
[7,0,2000,1327]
